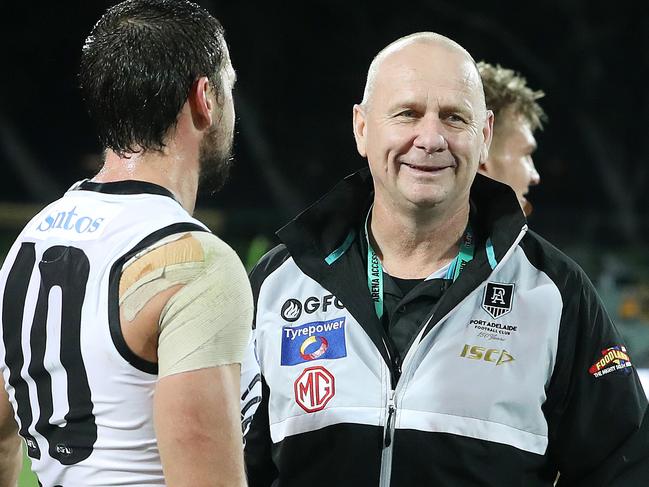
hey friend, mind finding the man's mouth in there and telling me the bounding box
[401,162,454,172]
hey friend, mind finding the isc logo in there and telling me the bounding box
[460,344,515,366]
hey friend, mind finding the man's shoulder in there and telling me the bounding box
[249,244,292,290]
[251,244,291,276]
[519,229,593,294]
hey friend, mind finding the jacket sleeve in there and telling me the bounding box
[243,245,290,486]
[240,331,262,439]
[244,375,277,486]
[545,268,649,486]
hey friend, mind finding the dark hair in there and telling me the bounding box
[79,0,226,155]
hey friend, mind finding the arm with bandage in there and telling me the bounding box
[119,231,252,487]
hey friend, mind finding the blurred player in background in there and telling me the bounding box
[0,1,252,486]
[477,61,545,216]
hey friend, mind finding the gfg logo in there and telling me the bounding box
[280,294,345,322]
[281,299,302,321]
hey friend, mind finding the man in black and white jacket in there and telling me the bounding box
[243,32,649,486]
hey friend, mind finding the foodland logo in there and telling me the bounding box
[589,346,633,378]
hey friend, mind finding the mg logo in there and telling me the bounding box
[294,366,335,413]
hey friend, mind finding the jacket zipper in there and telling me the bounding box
[384,392,396,447]
[381,336,401,387]
[379,390,397,487]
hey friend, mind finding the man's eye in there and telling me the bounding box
[447,114,466,123]
[397,110,417,118]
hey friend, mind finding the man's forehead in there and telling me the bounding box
[382,62,479,89]
[220,42,236,83]
[498,110,534,133]
[220,55,236,88]
[372,53,483,107]
[394,41,476,74]
[225,63,237,85]
[496,114,537,148]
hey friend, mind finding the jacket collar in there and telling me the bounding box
[277,166,527,263]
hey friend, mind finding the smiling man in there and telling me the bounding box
[478,61,546,215]
[243,33,649,486]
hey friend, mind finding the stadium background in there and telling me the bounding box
[0,0,646,484]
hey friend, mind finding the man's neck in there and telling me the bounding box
[92,145,200,214]
[368,198,470,279]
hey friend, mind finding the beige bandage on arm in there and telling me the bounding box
[157,232,253,378]
[119,231,253,379]
[119,233,206,321]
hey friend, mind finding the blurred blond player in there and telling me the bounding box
[478,61,546,216]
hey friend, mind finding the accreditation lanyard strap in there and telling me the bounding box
[365,209,474,320]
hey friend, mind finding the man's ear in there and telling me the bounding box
[479,109,494,164]
[352,104,368,158]
[477,159,490,176]
[188,76,214,131]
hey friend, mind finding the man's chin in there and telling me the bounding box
[519,196,533,216]
[401,192,448,212]
[198,153,233,194]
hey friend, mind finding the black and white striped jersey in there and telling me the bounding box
[244,169,649,487]
[0,180,206,486]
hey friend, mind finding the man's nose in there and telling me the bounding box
[413,116,448,154]
[528,158,541,186]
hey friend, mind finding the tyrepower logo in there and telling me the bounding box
[460,344,515,366]
[281,317,347,366]
[294,366,335,413]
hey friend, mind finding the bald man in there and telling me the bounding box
[243,33,649,486]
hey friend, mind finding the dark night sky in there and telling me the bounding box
[1,0,647,247]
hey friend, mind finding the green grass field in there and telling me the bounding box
[19,450,37,487]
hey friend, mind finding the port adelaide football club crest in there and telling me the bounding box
[470,282,518,341]
[482,282,514,319]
